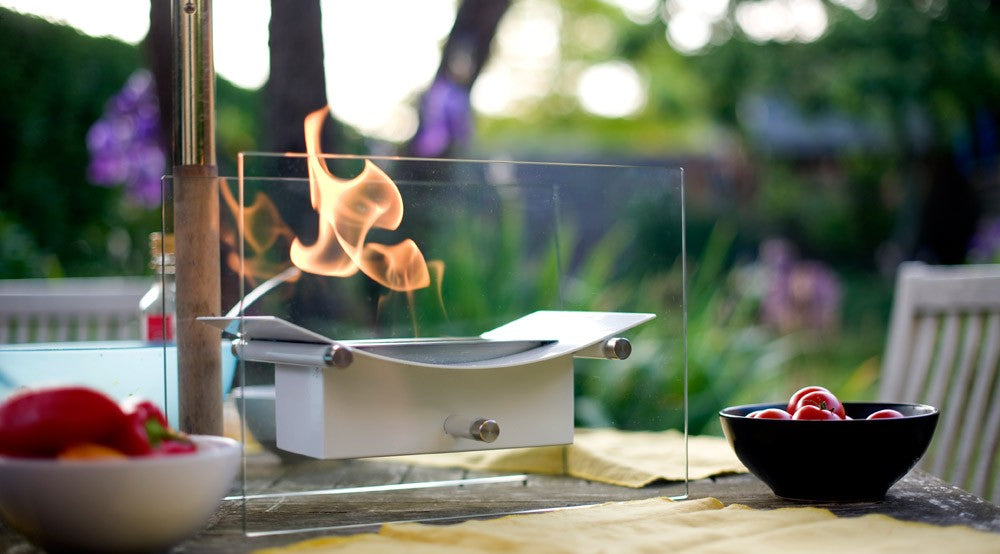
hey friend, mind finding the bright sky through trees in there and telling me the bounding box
[1,0,873,141]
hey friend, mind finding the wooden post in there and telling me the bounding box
[172,0,222,435]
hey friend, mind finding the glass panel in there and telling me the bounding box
[0,342,172,420]
[225,153,686,535]
[0,178,173,434]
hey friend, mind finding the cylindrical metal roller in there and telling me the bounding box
[574,337,632,360]
[444,416,500,443]
[233,339,353,368]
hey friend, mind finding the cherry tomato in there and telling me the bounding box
[867,409,904,420]
[792,404,842,420]
[795,390,847,419]
[750,408,792,420]
[787,386,829,414]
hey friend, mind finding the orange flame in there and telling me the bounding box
[219,178,297,286]
[290,107,430,291]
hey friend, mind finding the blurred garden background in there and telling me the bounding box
[1,0,999,435]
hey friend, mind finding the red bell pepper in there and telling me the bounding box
[154,438,198,456]
[114,398,195,456]
[0,386,127,458]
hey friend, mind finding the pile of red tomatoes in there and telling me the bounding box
[747,385,905,420]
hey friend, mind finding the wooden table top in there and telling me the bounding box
[195,450,1000,552]
[2,451,997,553]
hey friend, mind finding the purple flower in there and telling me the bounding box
[411,76,472,158]
[967,217,1000,263]
[86,69,165,207]
[759,239,842,334]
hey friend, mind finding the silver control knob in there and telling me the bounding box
[444,416,500,443]
[323,344,353,368]
[602,337,632,360]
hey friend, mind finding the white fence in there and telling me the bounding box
[0,277,151,343]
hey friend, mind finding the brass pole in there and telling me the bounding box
[172,0,221,435]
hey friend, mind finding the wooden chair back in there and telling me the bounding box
[879,262,1000,503]
[0,278,150,343]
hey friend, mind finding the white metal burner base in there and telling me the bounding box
[202,310,655,460]
[274,353,575,458]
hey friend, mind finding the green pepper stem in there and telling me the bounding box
[144,418,192,448]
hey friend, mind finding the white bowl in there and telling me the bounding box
[0,435,241,553]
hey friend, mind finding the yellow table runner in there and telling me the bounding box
[380,429,746,488]
[258,496,1000,553]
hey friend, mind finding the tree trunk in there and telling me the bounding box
[145,0,173,157]
[437,0,511,87]
[265,0,341,153]
[405,0,511,157]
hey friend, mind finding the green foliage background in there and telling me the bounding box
[0,8,260,279]
[2,2,997,433]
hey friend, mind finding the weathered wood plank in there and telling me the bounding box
[1,452,997,554]
[170,450,1000,553]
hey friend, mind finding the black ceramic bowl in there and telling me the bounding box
[719,402,938,502]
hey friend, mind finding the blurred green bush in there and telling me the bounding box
[0,8,896,433]
[0,8,261,279]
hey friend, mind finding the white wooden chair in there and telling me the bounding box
[879,261,1000,503]
[0,277,150,343]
